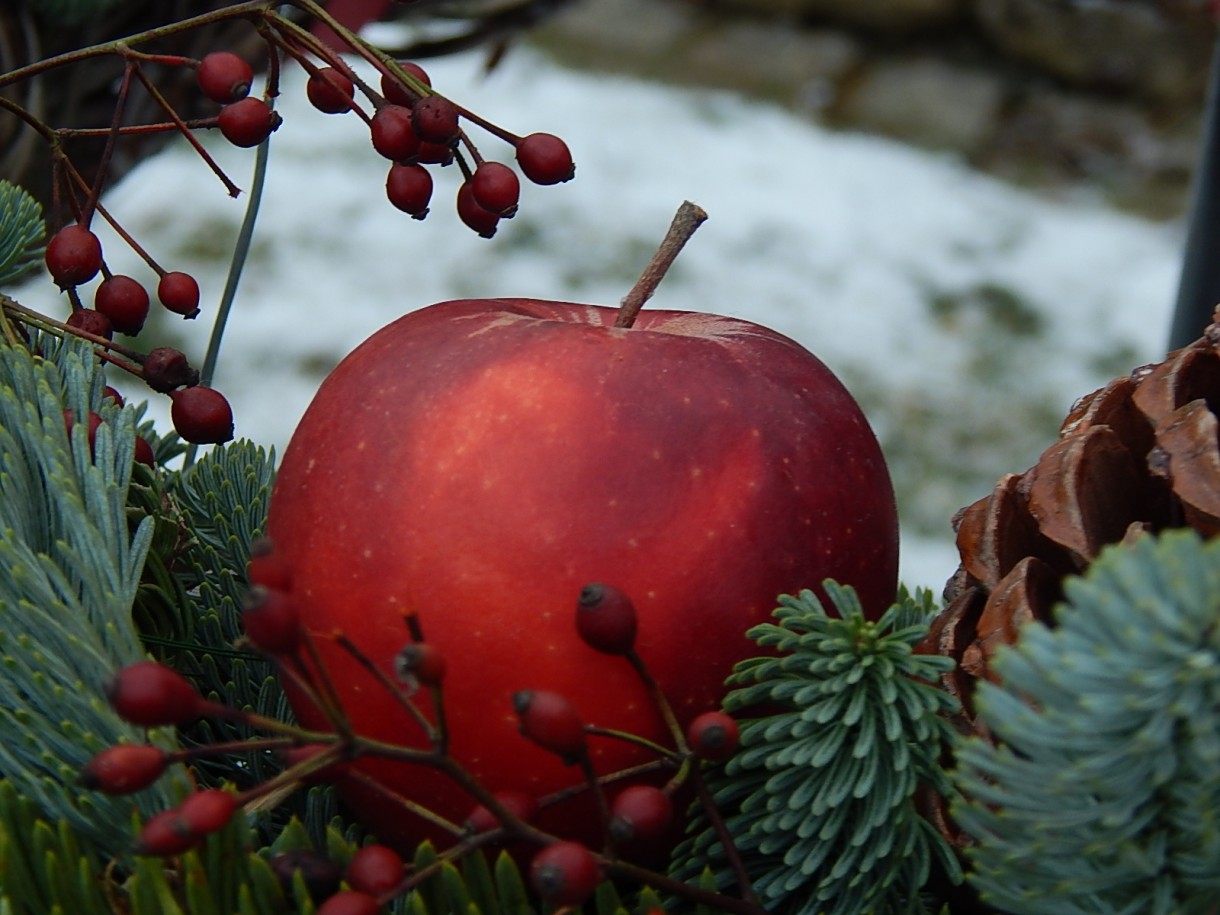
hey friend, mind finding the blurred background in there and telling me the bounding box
[5,0,1214,591]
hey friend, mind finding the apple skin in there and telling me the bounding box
[266,297,898,849]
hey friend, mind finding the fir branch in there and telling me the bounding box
[671,583,962,915]
[0,335,187,856]
[0,181,45,288]
[953,529,1220,914]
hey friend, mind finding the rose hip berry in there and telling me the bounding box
[169,386,235,445]
[576,582,638,655]
[370,105,420,162]
[608,785,673,844]
[158,271,201,319]
[317,891,382,915]
[512,690,587,762]
[218,97,281,148]
[247,536,293,591]
[46,223,103,287]
[393,642,446,691]
[241,585,303,654]
[94,274,150,335]
[515,132,575,185]
[177,788,238,836]
[134,436,156,468]
[380,61,430,107]
[463,789,538,834]
[270,849,343,902]
[142,346,199,393]
[79,744,169,795]
[197,51,254,104]
[529,841,601,907]
[385,164,433,218]
[470,161,520,218]
[411,95,459,144]
[106,660,202,727]
[345,844,405,897]
[66,308,113,340]
[307,68,355,114]
[456,182,500,239]
[415,140,454,166]
[687,710,740,761]
[134,808,198,857]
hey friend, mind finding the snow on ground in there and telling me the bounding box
[12,46,1185,595]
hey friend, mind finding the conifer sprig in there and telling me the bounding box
[0,336,184,854]
[671,583,962,915]
[0,181,44,288]
[953,529,1220,914]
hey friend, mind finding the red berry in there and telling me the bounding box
[687,710,740,761]
[512,690,586,762]
[157,271,201,319]
[456,182,500,239]
[102,386,124,406]
[241,585,303,654]
[415,141,454,166]
[134,436,156,468]
[133,808,198,857]
[370,105,420,162]
[316,891,382,915]
[106,661,203,727]
[411,96,459,144]
[529,841,600,907]
[169,386,234,445]
[380,61,430,106]
[516,132,575,186]
[63,409,104,455]
[66,308,113,340]
[177,789,237,836]
[247,536,293,591]
[393,642,445,690]
[46,224,103,287]
[345,844,405,896]
[385,163,433,218]
[608,785,673,844]
[94,274,150,335]
[269,849,343,902]
[470,161,520,218]
[307,68,355,114]
[197,51,254,104]
[142,346,199,393]
[575,583,638,655]
[79,744,169,795]
[463,789,538,834]
[218,97,280,148]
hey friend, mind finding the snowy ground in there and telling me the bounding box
[13,46,1186,595]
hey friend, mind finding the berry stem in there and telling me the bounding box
[332,631,439,745]
[614,201,708,329]
[625,649,692,756]
[690,764,761,907]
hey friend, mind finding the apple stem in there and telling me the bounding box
[614,200,709,329]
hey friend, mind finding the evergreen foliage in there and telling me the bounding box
[671,583,962,915]
[0,335,185,855]
[0,181,44,287]
[953,529,1220,914]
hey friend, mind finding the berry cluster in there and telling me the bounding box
[2,0,575,453]
[82,547,749,913]
[292,55,573,239]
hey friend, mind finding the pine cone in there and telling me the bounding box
[918,310,1220,852]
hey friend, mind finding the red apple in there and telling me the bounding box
[266,297,897,849]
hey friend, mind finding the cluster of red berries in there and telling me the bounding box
[43,221,234,448]
[198,41,575,242]
[82,543,741,912]
[286,55,574,239]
